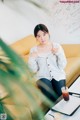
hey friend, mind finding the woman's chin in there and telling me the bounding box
[41,41,47,44]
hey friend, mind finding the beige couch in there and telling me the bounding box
[0,35,80,120]
[62,44,80,86]
[11,35,80,87]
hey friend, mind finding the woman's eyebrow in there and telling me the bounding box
[37,34,40,37]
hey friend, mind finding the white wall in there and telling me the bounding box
[0,1,34,44]
[48,1,80,44]
[0,0,52,44]
[0,0,80,44]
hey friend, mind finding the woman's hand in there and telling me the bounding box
[30,52,38,58]
[51,47,59,54]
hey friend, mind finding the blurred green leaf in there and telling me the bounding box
[0,38,54,120]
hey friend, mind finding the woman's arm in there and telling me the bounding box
[52,44,67,69]
[28,48,38,73]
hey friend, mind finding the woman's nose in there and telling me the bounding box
[41,36,44,40]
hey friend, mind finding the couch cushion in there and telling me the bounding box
[10,35,38,55]
[65,57,80,84]
[4,104,32,120]
[62,44,80,58]
[21,54,29,62]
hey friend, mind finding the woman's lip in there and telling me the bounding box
[42,40,45,43]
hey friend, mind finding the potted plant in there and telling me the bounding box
[0,38,53,120]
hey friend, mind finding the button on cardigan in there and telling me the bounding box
[28,43,67,81]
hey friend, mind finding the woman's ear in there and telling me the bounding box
[49,33,50,39]
[36,36,38,41]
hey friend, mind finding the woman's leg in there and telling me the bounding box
[52,79,66,97]
[36,78,58,102]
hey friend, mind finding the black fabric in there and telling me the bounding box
[36,78,58,102]
[36,78,66,102]
[52,78,66,96]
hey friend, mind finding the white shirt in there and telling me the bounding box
[28,43,67,81]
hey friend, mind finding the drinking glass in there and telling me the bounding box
[61,86,69,101]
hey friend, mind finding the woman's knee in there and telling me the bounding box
[36,78,58,101]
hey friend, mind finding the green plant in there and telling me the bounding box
[0,38,54,120]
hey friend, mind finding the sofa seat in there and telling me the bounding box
[3,104,32,120]
[65,57,80,86]
[21,54,29,62]
[1,82,48,120]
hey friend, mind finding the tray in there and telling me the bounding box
[51,95,80,116]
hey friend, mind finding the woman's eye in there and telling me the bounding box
[37,35,40,38]
[43,33,46,36]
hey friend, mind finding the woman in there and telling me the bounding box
[28,24,67,102]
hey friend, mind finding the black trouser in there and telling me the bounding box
[51,78,66,96]
[36,78,66,102]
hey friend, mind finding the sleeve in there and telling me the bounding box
[55,44,67,69]
[28,47,38,73]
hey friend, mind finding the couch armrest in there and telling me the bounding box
[61,44,80,58]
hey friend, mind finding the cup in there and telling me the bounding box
[61,86,69,101]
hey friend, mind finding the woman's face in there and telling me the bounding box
[36,30,49,45]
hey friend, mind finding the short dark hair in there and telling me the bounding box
[34,24,49,37]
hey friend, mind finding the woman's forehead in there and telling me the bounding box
[37,30,47,36]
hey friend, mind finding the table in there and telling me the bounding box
[45,107,80,120]
[45,76,80,120]
[69,76,80,95]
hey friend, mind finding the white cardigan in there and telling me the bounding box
[28,43,67,81]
